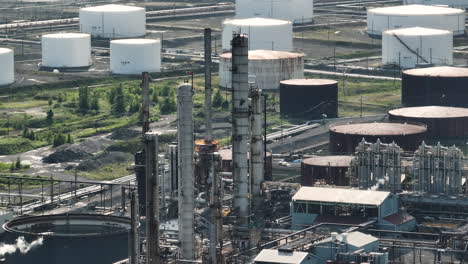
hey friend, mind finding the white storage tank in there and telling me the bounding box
[42,33,91,68]
[222,18,293,52]
[382,27,453,69]
[236,0,313,24]
[0,48,14,86]
[219,50,304,91]
[79,4,145,38]
[367,5,465,37]
[110,39,161,75]
[404,0,468,8]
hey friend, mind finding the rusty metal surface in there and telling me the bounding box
[220,50,304,60]
[301,155,353,186]
[389,106,468,138]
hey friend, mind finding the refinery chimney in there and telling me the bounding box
[177,83,195,260]
[250,87,264,222]
[231,34,250,228]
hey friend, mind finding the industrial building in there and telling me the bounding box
[221,18,293,51]
[401,66,468,107]
[41,33,92,69]
[382,27,453,69]
[389,106,468,138]
[301,155,352,186]
[329,122,427,154]
[235,0,314,24]
[280,79,338,119]
[219,50,304,91]
[0,48,14,86]
[367,5,465,37]
[110,39,161,75]
[79,4,146,38]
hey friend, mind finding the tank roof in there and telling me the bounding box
[368,4,463,15]
[0,48,12,55]
[302,155,353,167]
[219,148,271,160]
[220,50,303,60]
[389,106,468,118]
[224,17,291,26]
[80,4,144,12]
[330,122,427,135]
[384,27,451,36]
[403,66,468,77]
[280,78,337,86]
[111,39,160,45]
[42,33,90,39]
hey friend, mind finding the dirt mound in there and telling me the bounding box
[76,151,133,171]
[108,128,140,140]
[42,137,113,163]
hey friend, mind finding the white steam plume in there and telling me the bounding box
[369,176,389,191]
[0,236,43,257]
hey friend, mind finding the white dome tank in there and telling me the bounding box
[367,5,465,37]
[382,27,453,68]
[219,50,304,91]
[79,4,146,38]
[404,0,468,9]
[0,48,14,86]
[110,39,161,75]
[42,33,91,68]
[236,0,313,24]
[222,18,293,52]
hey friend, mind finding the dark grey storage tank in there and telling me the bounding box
[280,78,338,119]
[402,66,468,107]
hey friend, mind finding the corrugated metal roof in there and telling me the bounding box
[317,231,378,248]
[292,186,390,206]
[254,249,309,264]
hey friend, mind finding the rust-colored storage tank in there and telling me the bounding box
[389,106,468,139]
[301,155,353,186]
[218,148,273,181]
[329,122,427,154]
[280,78,338,119]
[402,66,468,107]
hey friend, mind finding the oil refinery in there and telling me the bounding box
[1,0,468,263]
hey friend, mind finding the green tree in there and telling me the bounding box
[78,86,90,112]
[46,109,54,125]
[66,133,74,144]
[48,97,53,107]
[15,157,21,169]
[112,85,127,114]
[22,127,29,138]
[53,133,66,148]
[91,96,100,111]
[160,85,171,97]
[152,91,159,105]
[129,97,140,113]
[160,97,176,114]
[9,161,14,172]
[213,89,223,108]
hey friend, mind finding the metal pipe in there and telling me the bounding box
[141,72,151,135]
[145,132,160,264]
[209,153,223,264]
[204,28,213,142]
[177,83,195,260]
[250,88,264,223]
[129,190,139,264]
[231,34,250,228]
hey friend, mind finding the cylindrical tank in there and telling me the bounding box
[404,0,468,8]
[389,106,468,138]
[219,50,304,91]
[280,79,338,118]
[0,48,14,86]
[79,4,146,38]
[329,122,427,153]
[41,33,91,68]
[235,0,313,24]
[401,66,468,107]
[2,214,130,264]
[222,18,293,51]
[110,39,161,75]
[301,155,353,186]
[382,27,452,69]
[218,148,273,181]
[367,5,465,37]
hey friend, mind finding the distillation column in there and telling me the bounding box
[250,88,264,223]
[177,83,195,260]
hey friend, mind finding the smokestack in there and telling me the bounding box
[204,28,213,142]
[250,88,264,223]
[128,190,139,264]
[144,132,160,264]
[177,83,195,260]
[231,34,250,228]
[209,153,223,264]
